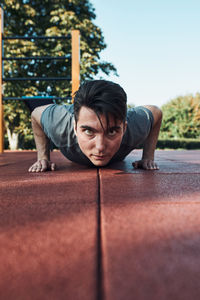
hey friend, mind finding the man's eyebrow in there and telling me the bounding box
[80,125,122,132]
[108,126,121,130]
[80,125,97,132]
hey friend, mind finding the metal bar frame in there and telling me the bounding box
[71,30,80,101]
[0,8,80,153]
[2,56,71,61]
[3,76,71,81]
[3,96,71,101]
[0,8,3,153]
[3,35,71,40]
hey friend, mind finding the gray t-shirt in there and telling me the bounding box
[41,104,154,166]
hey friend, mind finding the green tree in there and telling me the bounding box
[1,0,117,149]
[160,94,200,139]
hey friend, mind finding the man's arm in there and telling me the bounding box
[28,105,56,172]
[132,105,162,170]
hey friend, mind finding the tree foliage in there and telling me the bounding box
[160,94,200,139]
[1,0,117,149]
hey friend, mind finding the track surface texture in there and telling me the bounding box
[0,150,200,300]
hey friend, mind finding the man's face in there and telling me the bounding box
[74,106,127,167]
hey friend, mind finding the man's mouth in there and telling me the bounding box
[93,155,106,160]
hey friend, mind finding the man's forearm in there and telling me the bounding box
[31,115,50,161]
[142,115,162,160]
[142,106,163,160]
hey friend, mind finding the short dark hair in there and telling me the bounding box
[74,80,127,126]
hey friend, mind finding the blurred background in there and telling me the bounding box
[91,0,200,107]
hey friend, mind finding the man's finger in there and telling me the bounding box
[132,159,159,170]
[51,163,56,171]
[146,161,153,169]
[41,160,48,172]
[132,161,140,168]
[153,163,159,170]
[29,164,37,172]
[29,160,56,173]
[132,161,137,168]
[35,161,42,172]
[147,161,159,170]
[29,161,42,172]
[132,160,145,169]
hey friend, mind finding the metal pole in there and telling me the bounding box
[71,30,80,101]
[0,8,4,153]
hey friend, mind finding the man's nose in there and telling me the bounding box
[95,135,106,153]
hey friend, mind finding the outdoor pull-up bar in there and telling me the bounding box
[0,7,80,153]
[0,8,3,153]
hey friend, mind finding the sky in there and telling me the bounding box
[90,0,200,107]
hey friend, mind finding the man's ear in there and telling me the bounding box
[123,121,127,134]
[74,121,77,136]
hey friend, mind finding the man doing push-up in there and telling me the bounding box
[28,80,162,172]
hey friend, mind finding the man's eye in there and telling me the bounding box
[108,129,117,136]
[85,129,94,136]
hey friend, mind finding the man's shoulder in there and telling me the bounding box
[124,105,154,143]
[48,103,74,112]
[127,105,153,121]
[40,103,76,148]
[42,103,74,118]
[41,103,74,128]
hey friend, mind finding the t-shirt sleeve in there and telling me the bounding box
[40,104,76,148]
[123,106,154,148]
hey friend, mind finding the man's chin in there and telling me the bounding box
[89,157,111,167]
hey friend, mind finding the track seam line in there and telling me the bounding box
[97,168,104,300]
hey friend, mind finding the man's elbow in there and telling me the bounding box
[31,110,39,128]
[31,108,36,120]
[152,106,162,124]
[143,105,163,124]
[31,104,52,125]
[31,106,44,126]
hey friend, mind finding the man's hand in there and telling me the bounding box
[132,159,159,170]
[30,105,55,173]
[28,159,56,173]
[135,105,162,171]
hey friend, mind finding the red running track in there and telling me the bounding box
[0,150,200,300]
